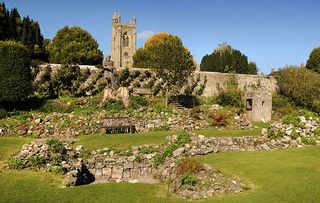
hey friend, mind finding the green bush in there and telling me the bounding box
[181,172,198,186]
[283,110,318,128]
[118,68,130,87]
[306,47,320,74]
[267,128,282,140]
[50,166,66,175]
[27,156,46,168]
[53,64,81,95]
[217,88,243,108]
[282,115,302,128]
[153,144,178,166]
[8,159,24,170]
[0,41,32,102]
[277,67,320,112]
[176,131,191,146]
[33,65,56,98]
[104,99,124,114]
[48,26,103,65]
[301,137,316,145]
[0,108,8,119]
[272,94,294,109]
[46,138,65,154]
[129,96,149,109]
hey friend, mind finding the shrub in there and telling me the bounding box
[27,155,46,168]
[217,88,243,108]
[48,26,103,65]
[181,172,198,186]
[33,65,56,98]
[50,166,66,175]
[272,94,294,109]
[129,96,148,109]
[282,115,302,128]
[301,137,316,145]
[8,159,24,170]
[0,41,32,102]
[0,108,8,119]
[53,64,81,95]
[277,66,320,112]
[267,128,281,140]
[46,138,65,154]
[153,144,178,166]
[306,47,320,74]
[176,157,203,175]
[314,128,320,137]
[176,131,191,146]
[210,112,228,126]
[104,99,124,114]
[282,110,318,128]
[118,68,130,87]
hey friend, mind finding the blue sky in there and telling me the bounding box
[3,0,320,73]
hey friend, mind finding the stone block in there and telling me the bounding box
[124,162,134,169]
[111,166,123,179]
[95,169,103,179]
[102,168,112,178]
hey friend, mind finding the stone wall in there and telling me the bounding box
[123,68,277,97]
[198,71,277,97]
[33,64,277,97]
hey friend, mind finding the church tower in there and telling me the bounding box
[111,10,136,68]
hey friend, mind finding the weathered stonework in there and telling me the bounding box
[244,88,272,122]
[111,10,136,68]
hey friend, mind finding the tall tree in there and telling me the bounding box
[0,2,46,60]
[200,43,258,74]
[48,26,103,65]
[8,7,20,40]
[0,2,9,40]
[306,47,320,74]
[133,32,196,107]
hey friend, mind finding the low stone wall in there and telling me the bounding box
[86,146,156,183]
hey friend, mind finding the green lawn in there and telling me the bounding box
[1,137,320,202]
[198,146,320,203]
[74,131,175,151]
[0,137,34,161]
[75,128,262,151]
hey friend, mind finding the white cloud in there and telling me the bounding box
[137,30,155,40]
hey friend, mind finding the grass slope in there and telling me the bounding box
[198,146,320,203]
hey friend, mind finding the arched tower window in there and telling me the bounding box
[122,32,129,47]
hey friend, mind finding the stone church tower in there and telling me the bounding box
[111,10,136,68]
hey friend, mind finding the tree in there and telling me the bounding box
[0,41,32,102]
[306,47,320,74]
[48,26,103,65]
[133,32,196,107]
[8,8,20,40]
[0,2,46,61]
[277,66,320,112]
[200,43,258,74]
[0,2,9,40]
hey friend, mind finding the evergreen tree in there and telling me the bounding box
[0,2,46,60]
[200,43,258,75]
[0,2,8,40]
[8,8,20,40]
[306,47,320,74]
